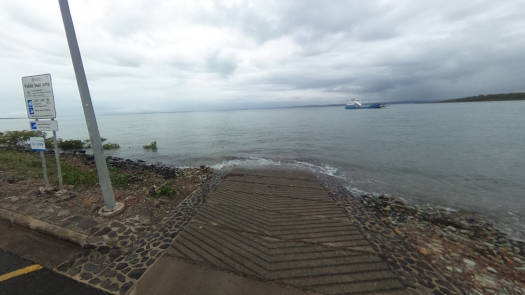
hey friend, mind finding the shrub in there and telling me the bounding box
[82,137,107,148]
[0,130,44,147]
[45,138,54,149]
[151,184,174,198]
[102,143,120,150]
[58,139,84,150]
[143,140,157,150]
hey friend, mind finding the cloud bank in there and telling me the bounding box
[1,0,524,116]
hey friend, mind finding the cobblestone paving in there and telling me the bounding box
[54,173,223,295]
[170,169,409,294]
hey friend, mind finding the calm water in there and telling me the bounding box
[2,101,525,238]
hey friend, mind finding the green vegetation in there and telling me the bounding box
[61,163,98,186]
[109,167,132,188]
[150,184,178,199]
[44,138,54,149]
[102,142,120,150]
[0,149,133,188]
[57,139,84,150]
[0,130,44,148]
[441,92,525,103]
[0,149,96,186]
[143,140,157,150]
[82,137,107,149]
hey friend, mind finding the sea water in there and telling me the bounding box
[2,101,524,238]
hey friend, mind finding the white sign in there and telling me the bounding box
[29,137,46,152]
[30,120,58,132]
[22,74,56,119]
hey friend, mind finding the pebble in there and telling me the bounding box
[474,274,497,288]
[7,196,19,202]
[57,209,71,217]
[463,258,477,268]
[486,266,497,273]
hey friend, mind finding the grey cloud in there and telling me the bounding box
[1,0,525,116]
[205,52,237,77]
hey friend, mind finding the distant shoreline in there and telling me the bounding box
[440,92,525,103]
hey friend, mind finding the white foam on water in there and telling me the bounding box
[292,160,342,178]
[210,157,282,170]
[210,157,343,179]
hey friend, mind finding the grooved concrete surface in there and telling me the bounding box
[169,169,406,294]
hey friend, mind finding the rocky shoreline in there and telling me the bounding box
[319,173,525,294]
[2,148,525,294]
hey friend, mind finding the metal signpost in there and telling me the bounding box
[58,0,123,214]
[29,136,50,190]
[30,119,63,191]
[22,74,63,191]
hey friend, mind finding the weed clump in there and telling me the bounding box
[143,141,157,150]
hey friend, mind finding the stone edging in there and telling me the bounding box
[0,207,90,247]
[53,170,227,295]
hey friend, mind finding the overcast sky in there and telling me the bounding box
[1,0,524,117]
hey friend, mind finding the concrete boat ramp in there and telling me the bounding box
[131,169,408,295]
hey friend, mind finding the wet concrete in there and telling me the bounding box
[135,169,407,294]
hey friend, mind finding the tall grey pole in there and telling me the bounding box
[52,124,63,191]
[58,0,116,211]
[40,151,50,190]
[36,119,50,190]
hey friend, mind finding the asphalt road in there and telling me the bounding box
[0,219,109,295]
[0,248,107,295]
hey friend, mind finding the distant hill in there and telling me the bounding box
[441,92,525,103]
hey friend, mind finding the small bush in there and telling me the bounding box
[103,143,120,150]
[0,130,44,147]
[44,138,54,149]
[83,137,107,149]
[58,139,84,150]
[151,184,174,198]
[143,140,157,150]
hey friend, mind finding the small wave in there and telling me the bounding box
[211,157,283,170]
[210,157,343,179]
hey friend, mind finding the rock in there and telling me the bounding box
[474,274,497,288]
[7,196,19,202]
[80,272,92,280]
[57,209,71,217]
[486,266,497,273]
[463,258,477,268]
[84,263,102,273]
[128,268,146,279]
[120,282,133,294]
[418,247,429,255]
[95,227,111,236]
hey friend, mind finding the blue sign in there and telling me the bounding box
[29,137,46,152]
[28,107,34,115]
[30,122,37,130]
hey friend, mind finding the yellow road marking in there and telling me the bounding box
[0,265,43,282]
